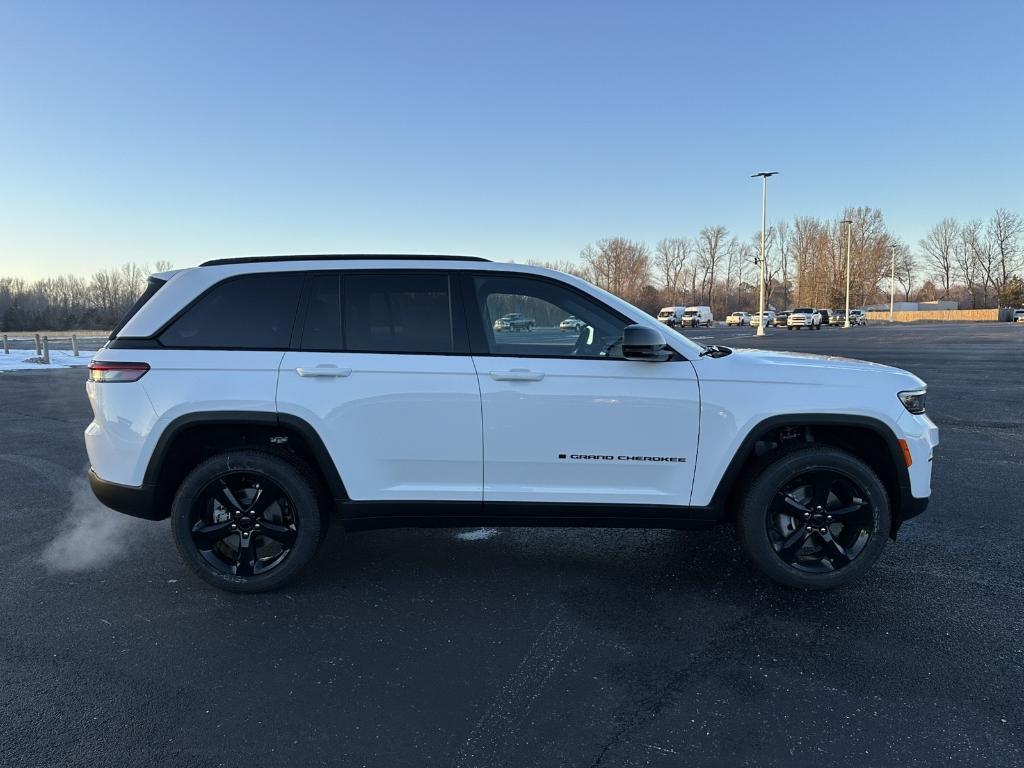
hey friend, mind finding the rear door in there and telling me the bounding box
[464,272,700,507]
[277,271,482,502]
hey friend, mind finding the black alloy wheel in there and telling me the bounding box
[767,470,872,573]
[171,451,323,592]
[735,445,890,589]
[189,472,297,577]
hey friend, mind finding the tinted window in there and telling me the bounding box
[343,273,453,353]
[110,276,165,339]
[160,274,302,349]
[472,275,629,358]
[301,274,343,350]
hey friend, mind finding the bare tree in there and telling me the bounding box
[894,246,917,301]
[775,220,792,308]
[955,220,983,308]
[986,208,1024,299]
[653,238,691,300]
[579,237,651,306]
[919,218,958,298]
[695,226,730,308]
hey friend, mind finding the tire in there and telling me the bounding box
[171,450,324,593]
[735,445,891,589]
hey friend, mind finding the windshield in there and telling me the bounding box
[793,307,812,313]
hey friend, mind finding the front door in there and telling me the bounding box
[465,272,700,507]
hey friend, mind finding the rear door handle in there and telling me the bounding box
[296,366,352,378]
[489,369,545,382]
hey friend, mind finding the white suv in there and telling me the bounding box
[86,256,938,592]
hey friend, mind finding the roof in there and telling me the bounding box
[199,254,489,267]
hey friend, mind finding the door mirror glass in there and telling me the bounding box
[622,324,671,362]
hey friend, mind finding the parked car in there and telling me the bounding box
[788,307,822,330]
[1012,308,1024,323]
[657,306,687,327]
[85,255,936,592]
[726,311,751,326]
[560,316,586,332]
[830,310,846,326]
[849,309,868,325]
[681,306,714,328]
[773,311,790,327]
[494,312,535,332]
[750,310,776,327]
[816,309,832,326]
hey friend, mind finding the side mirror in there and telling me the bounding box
[622,324,672,362]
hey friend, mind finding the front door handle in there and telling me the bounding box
[489,369,545,382]
[296,366,352,378]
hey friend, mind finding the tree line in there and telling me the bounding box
[0,262,172,331]
[531,207,1024,318]
[2,207,1021,332]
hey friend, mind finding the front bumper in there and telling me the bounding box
[88,469,164,520]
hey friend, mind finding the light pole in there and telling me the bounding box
[841,218,853,328]
[751,171,778,337]
[888,243,897,323]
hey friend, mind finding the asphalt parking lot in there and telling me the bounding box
[2,323,1022,768]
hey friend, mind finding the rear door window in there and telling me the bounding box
[342,273,454,354]
[160,273,303,349]
[300,274,343,351]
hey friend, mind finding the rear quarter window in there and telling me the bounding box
[109,276,166,339]
[159,273,303,349]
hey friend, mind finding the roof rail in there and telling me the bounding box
[199,254,490,267]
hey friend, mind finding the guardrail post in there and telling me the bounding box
[34,333,42,356]
[72,334,79,357]
[2,334,8,354]
[41,336,50,365]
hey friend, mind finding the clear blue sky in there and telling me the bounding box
[1,0,1022,279]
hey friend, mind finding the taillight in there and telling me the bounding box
[88,361,150,383]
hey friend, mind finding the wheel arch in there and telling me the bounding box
[708,414,914,537]
[143,411,347,520]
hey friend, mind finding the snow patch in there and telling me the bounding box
[0,349,92,372]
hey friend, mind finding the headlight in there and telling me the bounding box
[898,388,927,415]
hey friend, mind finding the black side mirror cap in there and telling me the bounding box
[621,324,672,362]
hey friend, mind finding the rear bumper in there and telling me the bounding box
[88,469,164,520]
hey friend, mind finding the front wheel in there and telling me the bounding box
[735,446,890,589]
[171,450,324,593]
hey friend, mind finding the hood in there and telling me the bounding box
[695,347,925,390]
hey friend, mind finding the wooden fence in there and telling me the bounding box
[864,308,1011,323]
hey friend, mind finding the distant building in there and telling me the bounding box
[864,300,959,311]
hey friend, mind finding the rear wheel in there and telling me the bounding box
[171,450,323,593]
[735,446,890,589]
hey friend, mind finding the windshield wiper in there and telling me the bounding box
[699,344,732,358]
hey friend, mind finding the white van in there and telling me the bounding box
[656,306,687,327]
[682,306,714,328]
